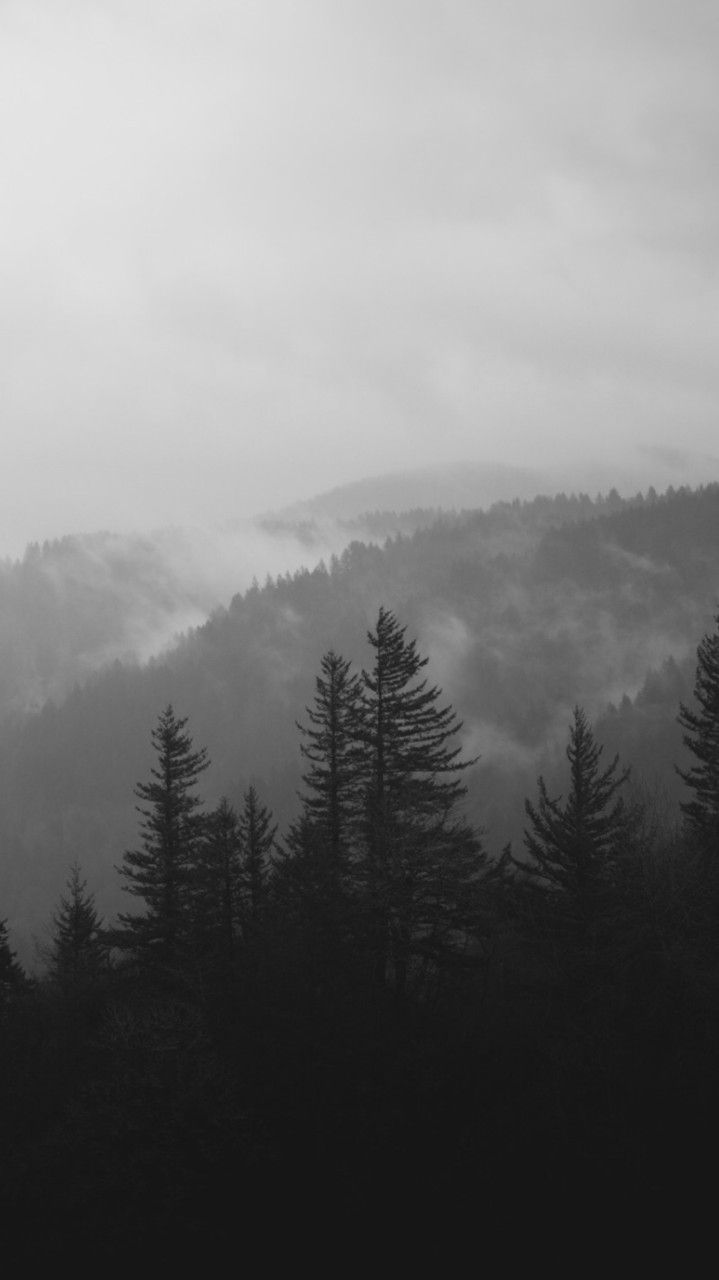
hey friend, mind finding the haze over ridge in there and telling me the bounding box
[2,2,718,553]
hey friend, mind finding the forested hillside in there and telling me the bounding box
[1,481,718,963]
[0,511,443,724]
[3,480,719,1252]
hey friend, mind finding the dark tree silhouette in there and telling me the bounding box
[117,705,209,966]
[358,606,485,995]
[677,613,719,862]
[277,650,366,978]
[193,797,241,968]
[520,706,640,966]
[0,919,25,1003]
[47,861,106,986]
[295,649,364,885]
[237,785,276,937]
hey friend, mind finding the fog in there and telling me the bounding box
[2,1,718,555]
[0,513,385,717]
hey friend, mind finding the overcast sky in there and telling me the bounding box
[1,0,718,553]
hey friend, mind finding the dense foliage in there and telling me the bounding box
[678,612,719,861]
[117,706,210,964]
[2,602,719,1251]
[2,483,719,1250]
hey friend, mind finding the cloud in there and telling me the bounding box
[1,1,718,552]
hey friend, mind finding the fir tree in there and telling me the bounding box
[47,862,106,986]
[237,785,276,937]
[0,919,25,1004]
[279,649,367,981]
[520,706,639,962]
[296,649,364,884]
[358,606,485,995]
[192,797,241,967]
[677,613,719,862]
[117,705,209,966]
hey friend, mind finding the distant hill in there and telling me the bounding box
[5,451,718,725]
[276,462,549,521]
[274,449,719,522]
[0,518,386,722]
[2,480,718,967]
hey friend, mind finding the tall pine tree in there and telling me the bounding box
[677,613,719,863]
[192,797,241,969]
[0,919,25,1006]
[358,606,485,995]
[117,705,209,967]
[47,862,106,986]
[295,649,364,885]
[519,706,640,968]
[237,785,276,939]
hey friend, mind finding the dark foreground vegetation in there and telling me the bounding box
[3,601,719,1253]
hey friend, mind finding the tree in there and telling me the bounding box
[677,613,719,861]
[117,705,209,966]
[520,706,638,960]
[278,649,367,982]
[358,606,485,995]
[47,862,106,986]
[0,919,25,1004]
[190,786,276,975]
[237,785,276,939]
[192,797,241,969]
[295,650,364,887]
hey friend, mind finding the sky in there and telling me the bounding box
[1,0,718,554]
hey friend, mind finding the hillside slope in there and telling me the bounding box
[2,482,717,964]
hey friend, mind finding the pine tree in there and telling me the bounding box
[0,919,25,1005]
[192,797,241,967]
[278,649,367,985]
[237,785,276,937]
[117,705,209,966]
[296,649,364,884]
[520,706,638,960]
[677,613,719,862]
[47,862,106,986]
[358,606,485,995]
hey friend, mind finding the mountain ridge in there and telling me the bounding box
[2,479,718,965]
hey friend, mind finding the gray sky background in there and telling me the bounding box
[1,0,718,554]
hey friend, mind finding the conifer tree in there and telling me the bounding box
[193,797,241,966]
[47,862,106,986]
[117,705,209,965]
[358,606,485,994]
[296,650,364,883]
[0,919,25,1004]
[677,613,719,862]
[520,706,639,961]
[273,650,366,983]
[237,785,276,936]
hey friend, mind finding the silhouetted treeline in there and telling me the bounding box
[2,604,719,1252]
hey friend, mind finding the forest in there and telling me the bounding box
[2,480,719,1252]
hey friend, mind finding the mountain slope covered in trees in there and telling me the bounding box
[1,481,718,963]
[0,514,416,722]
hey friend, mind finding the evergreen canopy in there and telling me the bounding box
[522,706,635,924]
[677,613,719,858]
[48,862,105,984]
[118,705,209,963]
[359,606,486,991]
